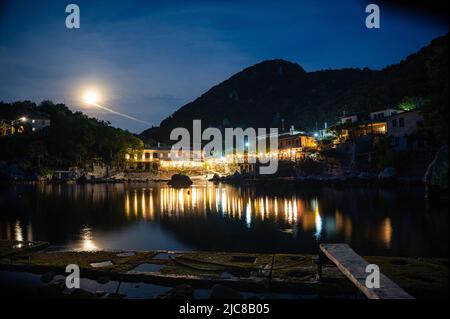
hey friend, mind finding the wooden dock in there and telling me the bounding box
[0,249,356,296]
[319,243,414,299]
[1,241,443,298]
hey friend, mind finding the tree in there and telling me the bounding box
[329,122,359,143]
[422,37,449,145]
[28,140,48,169]
[0,100,146,171]
[373,136,395,170]
[398,96,428,111]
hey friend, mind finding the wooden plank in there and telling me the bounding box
[320,243,414,299]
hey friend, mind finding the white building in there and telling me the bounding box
[370,108,403,120]
[22,114,51,131]
[387,108,426,151]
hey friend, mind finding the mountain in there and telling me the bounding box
[140,34,448,143]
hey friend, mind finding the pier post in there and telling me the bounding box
[318,250,324,281]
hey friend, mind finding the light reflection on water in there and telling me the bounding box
[80,226,98,251]
[123,186,325,233]
[0,183,448,257]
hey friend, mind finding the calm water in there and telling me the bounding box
[0,182,448,257]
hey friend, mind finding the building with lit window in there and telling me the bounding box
[370,108,402,120]
[26,115,51,131]
[277,129,317,161]
[333,108,403,143]
[1,114,51,136]
[387,108,427,151]
[126,145,208,171]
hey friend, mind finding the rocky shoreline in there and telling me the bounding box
[2,145,447,200]
[0,170,430,189]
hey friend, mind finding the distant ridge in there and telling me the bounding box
[141,34,448,143]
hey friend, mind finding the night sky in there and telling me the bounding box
[0,0,447,132]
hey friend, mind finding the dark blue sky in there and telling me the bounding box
[0,0,447,132]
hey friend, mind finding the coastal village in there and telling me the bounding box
[125,107,426,177]
[0,12,448,300]
[1,105,441,192]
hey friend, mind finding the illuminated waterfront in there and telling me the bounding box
[0,182,447,257]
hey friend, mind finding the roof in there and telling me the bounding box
[369,108,403,114]
[278,132,312,139]
[388,108,422,118]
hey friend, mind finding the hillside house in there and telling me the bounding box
[387,108,427,151]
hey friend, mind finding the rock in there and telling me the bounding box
[168,174,193,188]
[378,167,396,180]
[424,145,449,199]
[110,172,125,180]
[224,171,242,184]
[210,284,243,299]
[158,284,194,299]
[116,251,135,257]
[70,288,96,299]
[220,272,233,279]
[210,173,221,183]
[280,228,294,235]
[90,260,113,268]
[40,271,55,283]
[76,175,88,184]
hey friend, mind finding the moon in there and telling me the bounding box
[83,90,99,105]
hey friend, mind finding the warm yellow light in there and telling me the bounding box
[83,90,99,104]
